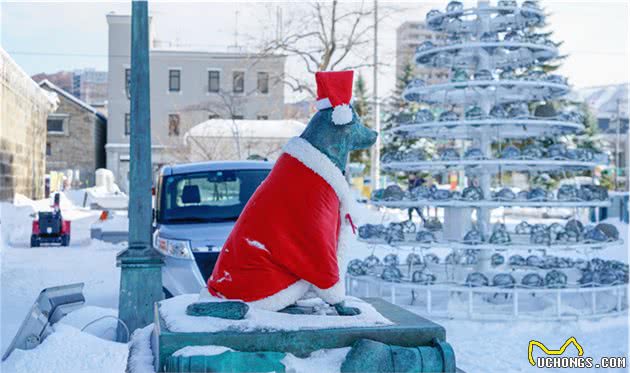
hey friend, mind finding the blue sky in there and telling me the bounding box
[1,1,628,101]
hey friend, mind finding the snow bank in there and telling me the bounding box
[1,199,36,247]
[2,193,102,246]
[59,305,119,341]
[127,324,155,373]
[92,210,129,233]
[1,240,124,352]
[158,294,392,333]
[438,314,629,373]
[1,324,128,373]
[65,186,128,210]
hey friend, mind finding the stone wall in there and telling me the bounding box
[41,85,106,187]
[0,48,57,201]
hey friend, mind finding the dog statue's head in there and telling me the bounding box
[300,105,377,172]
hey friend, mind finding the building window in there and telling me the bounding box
[257,115,268,120]
[257,72,269,94]
[124,113,131,135]
[233,71,244,93]
[169,114,180,136]
[46,143,51,156]
[231,115,244,120]
[208,70,220,93]
[169,69,181,92]
[47,117,65,133]
[125,68,131,98]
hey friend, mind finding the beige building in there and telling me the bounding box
[0,48,58,200]
[39,80,107,187]
[396,21,449,84]
[106,13,286,192]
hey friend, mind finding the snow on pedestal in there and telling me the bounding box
[158,294,392,334]
[145,294,451,372]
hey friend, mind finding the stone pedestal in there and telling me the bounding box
[149,297,456,372]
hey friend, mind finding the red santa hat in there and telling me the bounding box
[315,70,354,125]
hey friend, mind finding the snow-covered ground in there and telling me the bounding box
[1,195,628,372]
[1,323,128,373]
[0,239,125,352]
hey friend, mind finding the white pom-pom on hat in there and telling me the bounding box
[332,104,353,125]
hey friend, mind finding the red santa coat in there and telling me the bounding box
[207,137,354,311]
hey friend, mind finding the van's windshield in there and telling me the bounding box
[157,169,270,224]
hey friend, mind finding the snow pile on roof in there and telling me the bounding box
[38,79,106,120]
[158,294,392,333]
[573,83,629,118]
[0,324,128,373]
[186,119,306,139]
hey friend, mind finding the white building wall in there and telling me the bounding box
[106,13,286,192]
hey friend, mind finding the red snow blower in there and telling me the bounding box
[30,193,71,247]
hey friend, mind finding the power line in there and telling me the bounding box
[7,49,626,59]
[5,50,286,60]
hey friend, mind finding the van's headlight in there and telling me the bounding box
[153,232,192,259]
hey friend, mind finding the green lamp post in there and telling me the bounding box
[117,0,163,342]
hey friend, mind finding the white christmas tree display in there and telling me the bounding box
[347,0,627,320]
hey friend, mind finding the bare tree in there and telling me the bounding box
[186,90,247,159]
[257,0,395,98]
[175,79,286,162]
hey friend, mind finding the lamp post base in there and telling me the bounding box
[117,247,163,342]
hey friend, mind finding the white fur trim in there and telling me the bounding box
[332,104,353,125]
[248,280,311,311]
[314,280,345,305]
[316,98,332,110]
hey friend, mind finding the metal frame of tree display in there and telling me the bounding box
[346,0,628,320]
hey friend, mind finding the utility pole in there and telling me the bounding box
[370,0,381,190]
[615,98,621,191]
[117,0,163,341]
[234,11,240,48]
